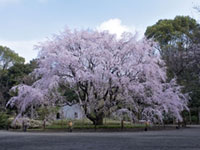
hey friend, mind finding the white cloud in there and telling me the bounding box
[97,18,145,39]
[0,39,43,63]
[97,18,135,38]
[0,19,143,63]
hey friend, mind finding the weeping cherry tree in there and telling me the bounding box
[7,29,188,125]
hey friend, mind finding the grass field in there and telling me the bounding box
[45,118,147,130]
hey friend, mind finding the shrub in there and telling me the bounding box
[191,115,198,124]
[0,112,11,129]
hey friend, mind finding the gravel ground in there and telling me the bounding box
[0,127,200,150]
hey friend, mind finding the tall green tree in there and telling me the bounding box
[0,61,37,111]
[145,16,200,78]
[0,46,25,70]
[145,16,199,49]
[145,16,200,120]
[0,45,37,111]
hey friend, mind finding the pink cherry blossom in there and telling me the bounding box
[7,29,188,124]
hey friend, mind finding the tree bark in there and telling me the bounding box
[95,117,103,125]
[189,110,192,125]
[121,120,124,130]
[198,107,200,124]
[43,119,46,130]
[86,114,104,125]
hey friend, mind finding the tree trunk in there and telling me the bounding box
[93,117,103,125]
[43,119,46,130]
[121,120,124,130]
[189,111,192,125]
[198,107,200,124]
[86,114,104,125]
[31,105,33,119]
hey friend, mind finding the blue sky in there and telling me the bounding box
[0,0,200,62]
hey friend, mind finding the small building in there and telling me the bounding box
[57,104,85,120]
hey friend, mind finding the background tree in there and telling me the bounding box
[145,16,200,123]
[7,30,188,125]
[0,46,37,111]
[145,16,200,75]
[0,46,25,70]
[37,105,59,129]
[145,16,199,48]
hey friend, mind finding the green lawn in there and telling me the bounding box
[45,118,147,130]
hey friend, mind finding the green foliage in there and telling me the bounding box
[7,61,37,86]
[37,106,59,120]
[145,16,200,80]
[0,45,26,110]
[191,115,198,123]
[145,16,200,108]
[58,84,79,103]
[145,16,199,48]
[0,58,37,110]
[45,119,146,130]
[0,46,25,70]
[0,112,11,129]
